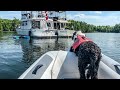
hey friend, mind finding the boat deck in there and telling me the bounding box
[57,51,80,79]
[57,51,120,79]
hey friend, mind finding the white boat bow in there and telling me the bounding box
[19,50,120,79]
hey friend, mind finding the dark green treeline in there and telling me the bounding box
[0,17,20,32]
[0,18,120,33]
[66,20,120,33]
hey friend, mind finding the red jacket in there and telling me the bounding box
[72,35,93,51]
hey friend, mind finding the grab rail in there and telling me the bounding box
[114,65,120,75]
[32,64,43,75]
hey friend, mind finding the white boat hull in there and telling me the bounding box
[19,50,120,79]
[16,28,74,38]
[31,29,56,37]
[16,29,29,36]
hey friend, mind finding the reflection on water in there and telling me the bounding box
[0,32,120,79]
[0,32,73,79]
[19,38,73,65]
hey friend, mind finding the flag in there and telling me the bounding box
[45,11,48,20]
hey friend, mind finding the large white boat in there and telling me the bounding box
[16,11,74,38]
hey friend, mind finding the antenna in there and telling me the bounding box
[65,11,66,20]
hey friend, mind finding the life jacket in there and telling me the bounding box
[72,35,93,51]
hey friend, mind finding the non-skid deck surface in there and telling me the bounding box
[57,51,80,79]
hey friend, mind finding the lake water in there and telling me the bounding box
[0,32,120,79]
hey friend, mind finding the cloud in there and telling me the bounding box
[67,14,73,20]
[74,14,100,19]
[0,14,21,20]
[94,11,102,14]
[75,14,85,17]
[0,11,21,19]
[1,11,120,26]
[67,12,120,26]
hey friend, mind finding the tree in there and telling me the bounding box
[0,19,3,31]
[11,17,20,31]
[113,24,120,33]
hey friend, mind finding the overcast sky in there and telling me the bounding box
[0,11,120,26]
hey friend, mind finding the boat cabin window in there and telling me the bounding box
[38,15,41,18]
[54,22,60,29]
[36,21,40,29]
[47,22,51,27]
[61,23,64,28]
[21,21,27,26]
[21,14,27,19]
[25,21,27,25]
[32,20,40,29]
[57,23,60,29]
[27,13,31,19]
[54,23,57,29]
[21,22,24,26]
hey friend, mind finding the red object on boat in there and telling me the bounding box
[45,11,48,20]
[46,15,48,20]
[72,35,93,51]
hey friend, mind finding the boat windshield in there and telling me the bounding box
[32,20,40,29]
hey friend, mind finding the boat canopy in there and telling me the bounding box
[57,20,69,23]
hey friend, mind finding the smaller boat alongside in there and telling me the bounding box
[13,36,30,39]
